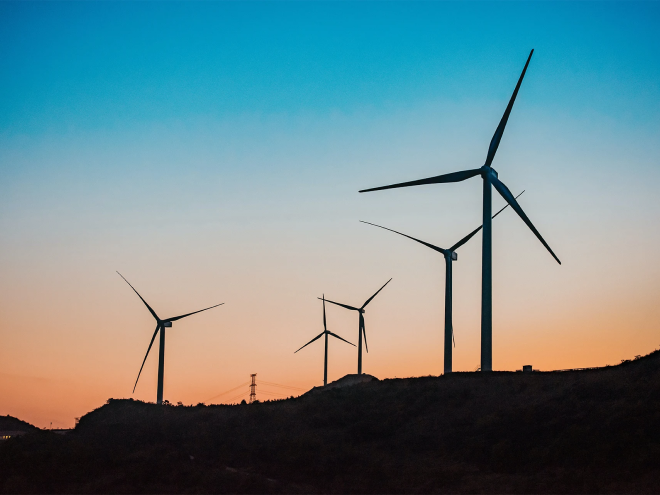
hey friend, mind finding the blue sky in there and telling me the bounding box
[1,2,659,134]
[1,2,660,427]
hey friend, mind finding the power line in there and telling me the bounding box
[259,387,298,396]
[226,390,250,403]
[259,380,306,391]
[258,390,288,396]
[205,380,251,403]
[205,378,303,405]
[228,389,283,402]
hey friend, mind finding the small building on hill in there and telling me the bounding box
[0,430,27,441]
[0,415,39,439]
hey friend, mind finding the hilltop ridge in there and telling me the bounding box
[0,416,38,433]
[2,351,660,493]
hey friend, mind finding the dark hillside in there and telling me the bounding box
[0,416,38,432]
[2,352,660,493]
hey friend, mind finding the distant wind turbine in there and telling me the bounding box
[361,191,523,374]
[117,272,223,404]
[359,49,560,371]
[321,279,392,375]
[295,295,355,386]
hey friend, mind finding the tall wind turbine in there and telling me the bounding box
[295,295,355,386]
[117,272,223,404]
[359,50,561,372]
[321,279,392,375]
[361,191,523,374]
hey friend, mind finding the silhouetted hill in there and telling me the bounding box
[0,415,38,433]
[2,352,660,493]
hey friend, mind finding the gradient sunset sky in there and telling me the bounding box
[1,1,659,428]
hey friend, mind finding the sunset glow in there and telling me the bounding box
[1,2,659,428]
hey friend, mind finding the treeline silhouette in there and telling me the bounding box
[2,352,660,493]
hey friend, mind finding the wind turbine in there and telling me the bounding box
[295,295,355,386]
[361,191,523,374]
[321,279,392,375]
[117,272,223,404]
[359,49,561,372]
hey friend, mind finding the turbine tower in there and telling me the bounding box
[322,279,392,375]
[359,50,560,371]
[361,191,523,374]
[295,295,355,386]
[117,272,223,404]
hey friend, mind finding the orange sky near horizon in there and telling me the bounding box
[2,131,659,429]
[2,2,660,430]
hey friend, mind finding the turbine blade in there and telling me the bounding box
[449,190,524,251]
[361,278,392,309]
[359,169,481,193]
[485,50,534,167]
[133,324,160,393]
[493,190,524,220]
[452,326,455,348]
[491,178,561,264]
[294,332,325,353]
[318,298,360,312]
[328,331,356,347]
[362,320,368,353]
[449,225,483,253]
[167,303,224,322]
[360,221,447,254]
[117,272,159,321]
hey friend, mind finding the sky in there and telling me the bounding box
[1,1,660,428]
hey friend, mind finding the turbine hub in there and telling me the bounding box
[480,165,498,179]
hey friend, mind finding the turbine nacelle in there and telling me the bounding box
[162,321,172,327]
[480,165,498,179]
